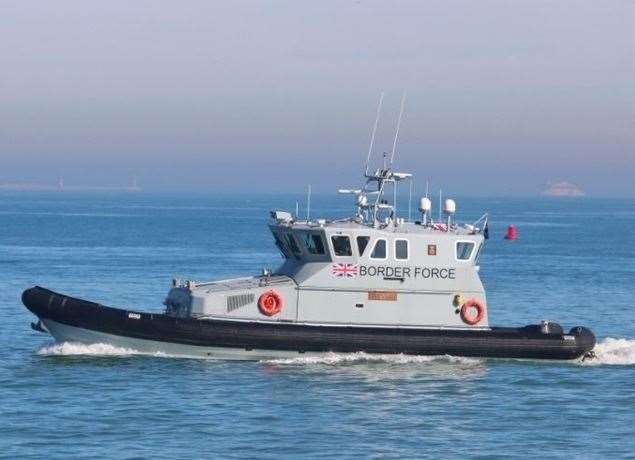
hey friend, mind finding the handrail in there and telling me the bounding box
[472,213,489,232]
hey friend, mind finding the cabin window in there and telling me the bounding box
[273,234,290,259]
[331,236,352,257]
[456,241,475,260]
[303,232,325,255]
[474,243,483,264]
[370,239,387,259]
[356,236,370,256]
[395,239,409,260]
[286,233,302,256]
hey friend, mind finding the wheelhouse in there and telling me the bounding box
[269,222,483,268]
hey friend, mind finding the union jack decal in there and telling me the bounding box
[330,263,359,278]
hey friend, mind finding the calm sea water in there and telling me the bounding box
[1,192,634,459]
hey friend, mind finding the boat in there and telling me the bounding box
[542,181,586,198]
[22,97,597,361]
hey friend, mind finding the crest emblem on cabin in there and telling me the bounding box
[330,263,358,278]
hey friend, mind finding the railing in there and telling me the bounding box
[472,213,489,233]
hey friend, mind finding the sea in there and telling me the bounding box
[1,192,634,459]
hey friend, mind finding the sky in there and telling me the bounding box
[1,1,634,196]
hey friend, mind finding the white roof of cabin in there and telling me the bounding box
[272,219,481,238]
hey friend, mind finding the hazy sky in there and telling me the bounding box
[2,1,634,196]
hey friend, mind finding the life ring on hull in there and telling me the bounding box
[258,290,284,317]
[461,299,486,326]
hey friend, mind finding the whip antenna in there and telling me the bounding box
[364,92,384,176]
[408,180,413,222]
[306,184,312,221]
[389,91,406,166]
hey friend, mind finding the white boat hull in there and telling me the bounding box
[41,318,315,361]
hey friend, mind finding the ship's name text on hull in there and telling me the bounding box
[359,265,456,280]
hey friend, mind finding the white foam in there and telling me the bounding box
[39,340,634,366]
[581,338,635,366]
[38,342,142,357]
[37,342,209,360]
[263,352,481,366]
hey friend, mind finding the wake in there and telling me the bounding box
[581,337,635,366]
[36,338,635,366]
[262,352,480,366]
[38,342,142,357]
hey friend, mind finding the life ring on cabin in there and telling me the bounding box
[258,290,284,316]
[460,299,485,326]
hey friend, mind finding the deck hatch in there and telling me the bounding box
[226,293,255,312]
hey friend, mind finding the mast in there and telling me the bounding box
[342,92,413,227]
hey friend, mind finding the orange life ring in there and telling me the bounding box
[258,290,284,316]
[460,299,485,325]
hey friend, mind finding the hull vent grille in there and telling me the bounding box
[227,293,255,312]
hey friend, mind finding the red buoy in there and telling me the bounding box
[504,224,517,240]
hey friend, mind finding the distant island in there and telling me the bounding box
[0,177,141,192]
[542,181,585,197]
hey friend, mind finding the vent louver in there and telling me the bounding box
[226,293,255,312]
